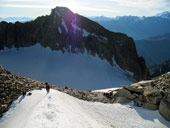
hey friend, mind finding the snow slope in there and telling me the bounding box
[0,89,169,128]
[0,44,134,90]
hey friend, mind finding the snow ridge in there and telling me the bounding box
[0,89,169,128]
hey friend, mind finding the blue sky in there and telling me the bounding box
[0,0,170,18]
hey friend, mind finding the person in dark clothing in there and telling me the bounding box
[45,82,50,93]
[22,91,26,96]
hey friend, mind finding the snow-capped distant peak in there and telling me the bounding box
[0,17,33,23]
[156,11,170,19]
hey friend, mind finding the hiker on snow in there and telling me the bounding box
[45,82,50,93]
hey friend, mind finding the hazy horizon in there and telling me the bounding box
[0,0,170,18]
[0,9,169,20]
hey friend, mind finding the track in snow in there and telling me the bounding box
[0,89,169,128]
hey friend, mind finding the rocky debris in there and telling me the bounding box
[113,72,170,121]
[0,65,116,118]
[0,66,44,117]
[53,86,116,103]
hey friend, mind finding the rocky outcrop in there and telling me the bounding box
[0,65,44,117]
[159,100,170,121]
[113,72,170,121]
[0,65,115,118]
[0,6,150,81]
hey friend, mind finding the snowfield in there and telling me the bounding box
[0,89,169,128]
[0,44,133,90]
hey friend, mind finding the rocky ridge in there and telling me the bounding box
[0,65,44,117]
[0,65,115,118]
[0,6,150,81]
[0,65,170,121]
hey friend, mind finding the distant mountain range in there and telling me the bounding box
[90,11,170,40]
[88,16,115,22]
[135,33,170,65]
[149,59,170,78]
[90,12,170,68]
[146,33,170,40]
[0,17,33,23]
[156,11,170,20]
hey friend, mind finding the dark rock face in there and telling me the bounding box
[0,7,150,81]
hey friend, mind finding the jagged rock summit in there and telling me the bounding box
[0,6,150,81]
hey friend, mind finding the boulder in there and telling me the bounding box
[63,86,68,89]
[159,99,170,121]
[115,88,135,100]
[134,98,143,107]
[138,80,153,87]
[0,92,6,97]
[143,102,159,110]
[138,95,144,101]
[115,97,131,104]
[0,88,4,93]
[144,94,162,105]
[130,83,141,88]
[143,86,161,96]
[123,86,143,94]
[165,93,170,103]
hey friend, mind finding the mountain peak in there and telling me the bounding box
[156,11,170,19]
[51,6,73,17]
[0,6,150,81]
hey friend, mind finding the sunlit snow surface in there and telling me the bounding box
[0,89,169,128]
[0,44,133,90]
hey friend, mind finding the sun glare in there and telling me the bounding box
[66,0,78,10]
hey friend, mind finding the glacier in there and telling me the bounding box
[0,44,134,90]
